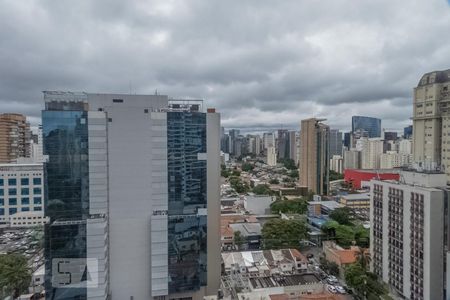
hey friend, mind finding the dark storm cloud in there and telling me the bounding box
[0,0,449,131]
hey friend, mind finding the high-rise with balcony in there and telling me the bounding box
[299,118,329,195]
[42,91,220,300]
[370,170,447,300]
[412,69,450,179]
[0,113,31,163]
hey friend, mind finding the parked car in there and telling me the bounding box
[335,286,346,294]
[327,285,337,293]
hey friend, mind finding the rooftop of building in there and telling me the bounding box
[308,201,342,210]
[222,249,307,270]
[340,193,370,200]
[417,69,450,87]
[345,168,400,174]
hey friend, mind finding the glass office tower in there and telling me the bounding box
[167,111,208,293]
[351,116,381,138]
[43,104,90,299]
[42,92,220,300]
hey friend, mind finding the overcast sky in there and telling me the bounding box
[1,0,449,132]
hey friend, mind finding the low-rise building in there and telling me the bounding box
[0,163,44,226]
[307,201,342,217]
[322,241,362,268]
[339,193,370,209]
[9,211,49,228]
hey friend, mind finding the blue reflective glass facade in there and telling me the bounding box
[167,112,207,294]
[351,116,381,138]
[43,108,89,299]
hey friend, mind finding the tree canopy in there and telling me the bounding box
[345,263,390,299]
[0,254,31,299]
[329,170,344,181]
[229,176,249,194]
[262,219,308,249]
[322,221,369,248]
[329,207,353,225]
[280,158,297,170]
[241,163,254,172]
[270,198,308,214]
[252,184,272,195]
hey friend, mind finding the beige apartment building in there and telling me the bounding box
[299,118,329,195]
[0,113,31,163]
[413,69,450,180]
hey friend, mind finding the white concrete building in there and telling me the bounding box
[343,149,360,170]
[9,211,48,227]
[330,155,343,174]
[379,151,401,169]
[267,146,277,166]
[0,163,44,225]
[358,138,383,169]
[370,170,446,300]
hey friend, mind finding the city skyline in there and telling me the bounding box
[1,1,450,131]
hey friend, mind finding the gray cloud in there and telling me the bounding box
[0,0,449,132]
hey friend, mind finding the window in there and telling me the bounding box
[33,187,42,194]
[21,178,29,185]
[21,207,30,212]
[33,197,42,205]
[0,189,3,196]
[9,208,17,215]
[21,198,29,205]
[0,179,3,186]
[21,188,29,195]
[33,178,41,185]
[8,178,16,185]
[34,206,42,211]
[8,188,17,196]
[9,198,17,205]
[0,208,3,215]
[112,99,123,103]
[0,198,3,206]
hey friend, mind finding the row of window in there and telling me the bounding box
[0,187,41,196]
[0,197,42,206]
[0,178,42,186]
[0,206,42,215]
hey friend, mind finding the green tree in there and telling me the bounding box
[270,198,308,214]
[329,207,353,225]
[280,158,297,170]
[241,163,254,172]
[329,170,344,181]
[234,231,245,250]
[229,176,249,194]
[262,219,308,249]
[269,178,279,184]
[319,256,340,276]
[221,169,231,178]
[288,169,299,178]
[252,184,272,195]
[0,254,31,299]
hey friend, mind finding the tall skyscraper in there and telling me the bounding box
[0,113,31,163]
[228,129,240,156]
[343,132,351,149]
[329,129,343,157]
[276,129,289,159]
[266,146,277,166]
[412,69,450,177]
[263,132,275,150]
[357,137,383,169]
[352,115,381,138]
[43,92,220,300]
[370,170,447,300]
[288,131,297,162]
[404,125,413,139]
[343,149,361,170]
[299,118,329,195]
